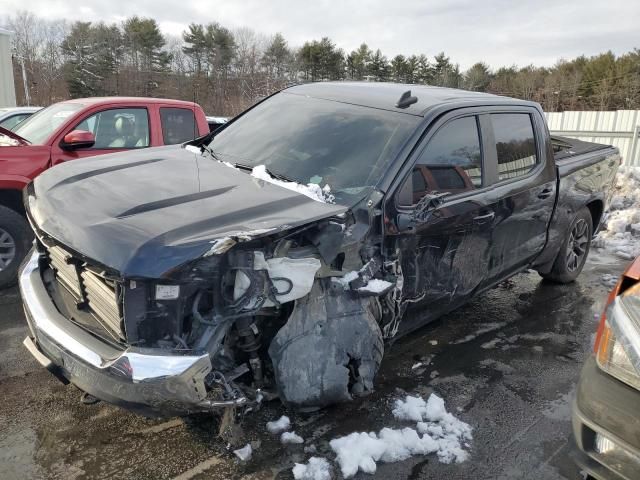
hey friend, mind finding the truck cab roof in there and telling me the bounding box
[285,82,539,116]
[59,97,201,108]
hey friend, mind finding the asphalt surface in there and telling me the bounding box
[0,251,630,480]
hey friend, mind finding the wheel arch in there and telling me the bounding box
[585,199,604,235]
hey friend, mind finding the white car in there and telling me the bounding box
[0,106,42,131]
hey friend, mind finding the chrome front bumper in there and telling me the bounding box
[19,249,245,416]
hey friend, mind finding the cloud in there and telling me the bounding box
[1,0,636,69]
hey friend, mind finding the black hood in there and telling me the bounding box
[28,146,347,278]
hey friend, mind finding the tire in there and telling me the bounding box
[541,207,592,284]
[0,206,33,289]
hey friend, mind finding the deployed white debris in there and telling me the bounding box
[233,443,252,461]
[234,252,321,306]
[358,278,394,294]
[251,165,335,203]
[592,166,640,259]
[330,394,472,478]
[292,457,333,480]
[281,431,305,444]
[266,415,291,434]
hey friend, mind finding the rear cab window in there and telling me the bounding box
[160,108,197,145]
[398,116,483,206]
[490,113,538,181]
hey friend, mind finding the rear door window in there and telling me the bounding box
[490,113,538,181]
[398,116,483,206]
[160,108,197,145]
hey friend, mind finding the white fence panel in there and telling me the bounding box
[544,110,640,166]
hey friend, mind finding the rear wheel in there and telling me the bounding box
[0,206,33,289]
[541,207,592,284]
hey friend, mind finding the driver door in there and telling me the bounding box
[51,107,150,165]
[385,113,497,335]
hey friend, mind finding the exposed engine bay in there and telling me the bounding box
[115,210,399,410]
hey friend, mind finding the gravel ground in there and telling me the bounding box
[0,251,629,480]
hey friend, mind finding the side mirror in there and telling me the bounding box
[412,192,449,223]
[61,130,95,150]
[397,192,449,231]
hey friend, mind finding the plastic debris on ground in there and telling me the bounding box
[281,431,305,444]
[251,165,335,203]
[233,443,252,461]
[329,394,472,478]
[592,166,640,260]
[266,415,291,434]
[292,457,333,480]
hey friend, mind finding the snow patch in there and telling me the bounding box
[292,457,333,480]
[592,166,640,260]
[281,431,304,444]
[330,394,472,478]
[233,444,252,461]
[451,322,507,344]
[251,165,335,203]
[601,273,619,288]
[266,415,291,434]
[184,144,201,154]
[358,278,394,294]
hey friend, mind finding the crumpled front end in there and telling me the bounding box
[19,250,246,416]
[21,185,408,414]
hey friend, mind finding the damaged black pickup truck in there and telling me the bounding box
[20,82,620,416]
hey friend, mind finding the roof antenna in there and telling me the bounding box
[396,90,418,109]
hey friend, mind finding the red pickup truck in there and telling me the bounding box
[0,97,209,287]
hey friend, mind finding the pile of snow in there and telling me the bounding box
[592,166,640,260]
[281,431,305,444]
[394,394,472,464]
[329,394,472,478]
[292,457,333,480]
[266,415,291,434]
[279,394,471,478]
[251,165,335,204]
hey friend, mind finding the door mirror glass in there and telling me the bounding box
[61,130,96,150]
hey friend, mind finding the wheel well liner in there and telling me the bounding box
[586,199,603,233]
[0,190,26,216]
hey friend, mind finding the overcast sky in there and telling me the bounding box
[2,0,637,70]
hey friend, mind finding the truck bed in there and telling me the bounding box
[552,135,611,162]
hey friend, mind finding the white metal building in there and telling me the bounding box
[546,110,640,166]
[0,28,16,108]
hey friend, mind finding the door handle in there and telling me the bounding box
[537,187,554,199]
[473,211,495,224]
